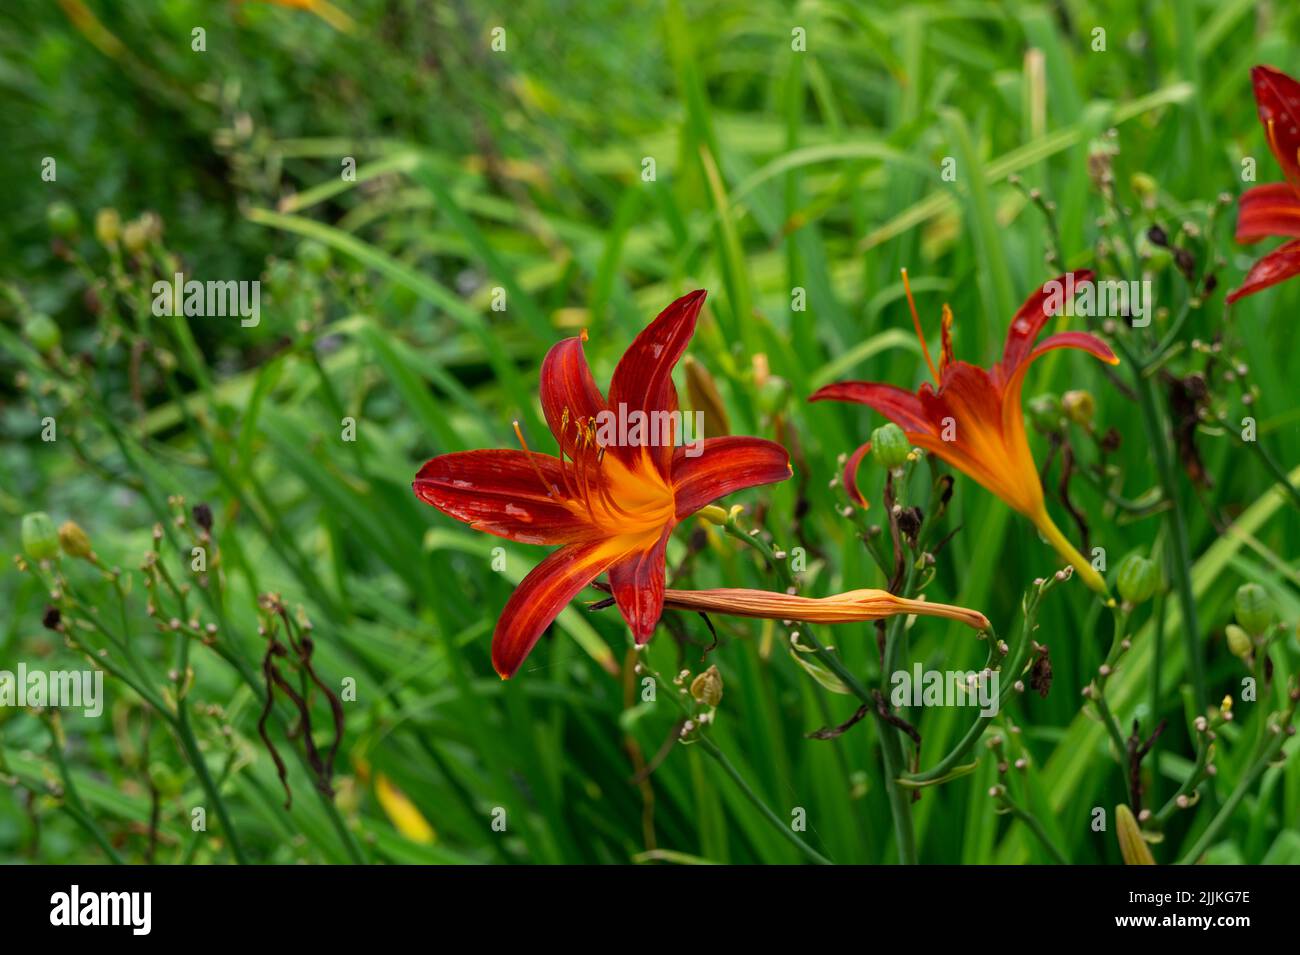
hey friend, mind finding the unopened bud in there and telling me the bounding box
[1027,393,1063,434]
[1115,553,1159,606]
[1233,583,1274,637]
[1061,389,1095,426]
[1115,804,1155,865]
[21,512,60,561]
[94,208,121,247]
[870,423,910,470]
[57,520,94,560]
[1225,624,1253,660]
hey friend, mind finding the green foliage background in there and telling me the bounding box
[1,0,1298,864]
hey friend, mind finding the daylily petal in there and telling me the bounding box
[809,381,933,434]
[1226,238,1300,304]
[539,335,609,455]
[659,586,990,631]
[1028,331,1120,366]
[1252,65,1300,190]
[670,436,792,518]
[492,538,622,678]
[413,450,593,544]
[840,439,873,508]
[608,289,707,475]
[1000,270,1095,374]
[919,361,1041,515]
[606,529,670,644]
[1236,183,1300,243]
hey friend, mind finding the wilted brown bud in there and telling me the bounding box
[192,502,214,533]
[684,356,730,437]
[690,665,724,708]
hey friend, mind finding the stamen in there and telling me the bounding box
[512,420,557,498]
[902,268,940,385]
[572,422,600,521]
[555,409,578,498]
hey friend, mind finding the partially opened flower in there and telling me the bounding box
[1229,65,1300,304]
[810,270,1117,593]
[660,586,990,631]
[413,290,792,678]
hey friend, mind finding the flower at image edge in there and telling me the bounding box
[1229,65,1300,303]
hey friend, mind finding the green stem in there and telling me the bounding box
[1177,732,1288,864]
[45,722,126,865]
[1127,346,1207,711]
[1004,799,1069,864]
[876,563,919,864]
[696,737,832,865]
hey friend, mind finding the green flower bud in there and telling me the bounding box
[1234,583,1275,637]
[1062,389,1095,427]
[1027,393,1063,434]
[297,239,331,274]
[23,312,61,353]
[94,208,121,247]
[1225,624,1253,660]
[46,201,80,237]
[21,512,60,561]
[870,423,910,470]
[58,520,94,560]
[1116,553,1159,606]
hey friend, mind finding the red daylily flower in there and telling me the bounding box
[413,290,792,678]
[810,270,1118,593]
[1229,65,1300,303]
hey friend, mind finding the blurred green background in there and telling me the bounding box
[1,0,1298,864]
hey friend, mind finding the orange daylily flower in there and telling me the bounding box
[660,586,990,631]
[1229,65,1300,304]
[810,270,1117,593]
[413,290,792,678]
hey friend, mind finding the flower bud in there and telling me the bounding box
[1234,583,1274,637]
[870,423,910,470]
[1130,172,1157,205]
[1225,624,1253,660]
[690,665,723,707]
[23,312,61,353]
[1027,393,1063,434]
[122,216,153,254]
[46,201,80,237]
[1116,553,1159,606]
[94,208,121,247]
[1115,804,1155,865]
[58,520,94,560]
[684,356,731,437]
[21,512,60,561]
[1062,389,1095,426]
[297,238,331,274]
